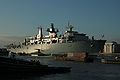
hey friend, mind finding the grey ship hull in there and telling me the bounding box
[9,40,106,55]
[9,41,91,54]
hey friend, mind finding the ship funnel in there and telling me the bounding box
[47,23,56,33]
[51,23,54,28]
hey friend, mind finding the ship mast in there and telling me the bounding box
[66,22,73,32]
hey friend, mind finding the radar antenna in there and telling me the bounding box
[66,21,73,32]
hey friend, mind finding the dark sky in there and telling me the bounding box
[0,0,120,43]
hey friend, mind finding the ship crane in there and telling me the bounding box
[36,27,43,40]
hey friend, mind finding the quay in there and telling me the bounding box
[54,52,94,62]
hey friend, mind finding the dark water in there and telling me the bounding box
[3,56,120,80]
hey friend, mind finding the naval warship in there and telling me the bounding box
[9,23,106,55]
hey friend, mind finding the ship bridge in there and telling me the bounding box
[63,25,89,41]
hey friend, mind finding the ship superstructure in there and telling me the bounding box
[9,23,106,55]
